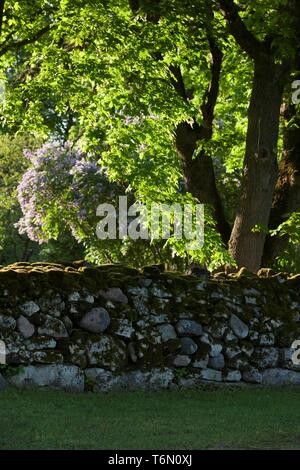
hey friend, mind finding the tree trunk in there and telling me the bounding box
[262,99,300,266]
[229,57,286,272]
[175,121,231,245]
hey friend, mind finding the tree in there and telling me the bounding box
[217,0,300,271]
[1,0,300,271]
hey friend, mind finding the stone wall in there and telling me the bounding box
[1,262,300,392]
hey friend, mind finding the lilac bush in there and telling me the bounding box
[17,141,118,246]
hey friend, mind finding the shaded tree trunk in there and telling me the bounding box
[175,121,231,245]
[262,98,300,266]
[228,58,287,271]
[218,0,291,271]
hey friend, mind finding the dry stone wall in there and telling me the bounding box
[0,262,300,392]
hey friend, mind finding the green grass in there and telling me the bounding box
[1,386,300,449]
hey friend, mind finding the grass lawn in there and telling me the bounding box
[0,386,300,449]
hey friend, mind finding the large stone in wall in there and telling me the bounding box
[37,315,69,340]
[242,367,262,384]
[7,365,84,392]
[251,347,279,369]
[86,335,127,371]
[175,320,203,337]
[229,314,249,339]
[17,316,35,339]
[79,307,110,333]
[101,287,128,304]
[262,368,300,385]
[179,337,198,355]
[0,314,16,332]
[157,324,177,342]
[85,367,174,392]
[19,301,40,317]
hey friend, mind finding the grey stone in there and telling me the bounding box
[31,351,64,364]
[245,296,257,305]
[126,370,150,390]
[180,337,198,355]
[149,314,169,325]
[85,368,126,392]
[115,319,135,339]
[0,315,16,332]
[149,368,174,389]
[225,344,240,359]
[208,353,225,370]
[259,333,275,346]
[151,286,172,298]
[262,368,300,385]
[228,354,249,371]
[143,278,152,287]
[8,365,84,392]
[68,292,81,302]
[193,355,209,369]
[205,322,227,339]
[37,315,68,339]
[200,368,222,382]
[83,294,94,304]
[127,286,149,297]
[132,297,150,316]
[79,307,110,333]
[241,343,254,357]
[102,287,128,304]
[173,354,191,367]
[157,323,177,342]
[128,342,138,363]
[19,301,40,317]
[229,314,249,339]
[251,347,279,368]
[86,335,127,371]
[249,330,259,341]
[242,367,262,384]
[224,370,241,382]
[175,320,202,337]
[200,332,211,345]
[209,343,223,357]
[25,336,56,351]
[178,375,200,388]
[62,316,73,334]
[17,316,35,339]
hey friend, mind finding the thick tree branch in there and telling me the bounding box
[217,0,265,60]
[200,35,223,137]
[169,65,188,101]
[0,24,52,57]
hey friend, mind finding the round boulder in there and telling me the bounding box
[79,307,110,333]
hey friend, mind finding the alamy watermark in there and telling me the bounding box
[291,339,300,365]
[0,340,6,365]
[96,196,204,250]
[292,80,300,104]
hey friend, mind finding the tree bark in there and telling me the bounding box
[228,58,287,271]
[262,99,300,266]
[218,0,291,271]
[175,121,231,244]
